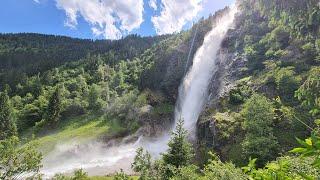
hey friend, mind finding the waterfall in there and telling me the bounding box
[174,6,237,138]
[40,5,237,178]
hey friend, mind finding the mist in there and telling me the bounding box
[40,134,171,178]
[40,5,237,178]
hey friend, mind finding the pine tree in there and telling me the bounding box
[132,147,152,179]
[0,91,17,140]
[46,87,62,124]
[162,119,194,168]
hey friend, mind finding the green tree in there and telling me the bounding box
[87,84,105,111]
[0,91,17,140]
[114,169,131,180]
[295,67,320,117]
[132,148,152,180]
[241,94,278,166]
[162,119,194,168]
[72,169,89,180]
[0,136,42,179]
[46,86,62,124]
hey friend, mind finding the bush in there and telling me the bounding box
[171,165,200,180]
[203,152,248,180]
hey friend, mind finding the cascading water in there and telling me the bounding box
[175,6,237,138]
[40,5,237,178]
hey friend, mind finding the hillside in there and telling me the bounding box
[0,33,168,89]
[0,0,320,179]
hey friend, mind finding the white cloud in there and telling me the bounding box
[33,0,40,3]
[149,0,157,11]
[56,0,144,39]
[151,0,203,35]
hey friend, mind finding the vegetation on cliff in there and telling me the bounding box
[0,0,319,179]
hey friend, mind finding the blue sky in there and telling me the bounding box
[0,0,234,40]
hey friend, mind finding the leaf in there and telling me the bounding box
[305,138,313,146]
[296,138,311,148]
[312,157,320,167]
[314,119,320,125]
[265,162,279,170]
[302,150,317,157]
[290,147,306,153]
[314,141,320,148]
[298,172,315,180]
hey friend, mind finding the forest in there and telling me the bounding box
[1,0,320,179]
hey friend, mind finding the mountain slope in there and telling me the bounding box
[0,33,168,89]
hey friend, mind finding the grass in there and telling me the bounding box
[26,114,124,155]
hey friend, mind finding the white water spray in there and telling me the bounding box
[40,5,237,178]
[175,6,237,137]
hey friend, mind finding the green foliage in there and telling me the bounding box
[162,119,194,168]
[241,94,278,166]
[213,112,241,142]
[88,84,105,111]
[53,173,69,180]
[295,67,320,117]
[132,148,152,180]
[291,133,320,168]
[0,136,42,179]
[229,81,252,105]
[0,33,167,89]
[131,120,195,180]
[203,152,248,180]
[244,44,265,71]
[273,67,300,103]
[114,169,131,180]
[0,0,319,178]
[0,90,17,140]
[53,169,89,180]
[46,86,63,124]
[269,26,290,49]
[107,90,147,129]
[152,160,177,180]
[171,165,200,180]
[73,169,89,180]
[242,156,320,179]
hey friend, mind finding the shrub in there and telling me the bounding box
[203,152,248,180]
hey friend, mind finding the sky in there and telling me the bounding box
[0,0,234,40]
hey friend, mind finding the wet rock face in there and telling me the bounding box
[196,26,247,149]
[206,30,247,108]
[136,105,174,137]
[197,119,216,148]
